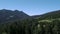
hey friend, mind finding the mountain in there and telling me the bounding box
[32,10,60,20]
[0,9,60,23]
[0,9,30,23]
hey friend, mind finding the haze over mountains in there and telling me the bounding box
[0,9,60,23]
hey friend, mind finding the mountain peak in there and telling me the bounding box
[0,9,30,23]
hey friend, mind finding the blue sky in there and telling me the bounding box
[0,0,60,16]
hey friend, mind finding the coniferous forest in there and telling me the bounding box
[0,9,60,34]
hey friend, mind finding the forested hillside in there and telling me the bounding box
[0,9,60,34]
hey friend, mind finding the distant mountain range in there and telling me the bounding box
[32,10,60,20]
[0,9,60,23]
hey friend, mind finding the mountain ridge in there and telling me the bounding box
[0,9,30,23]
[0,9,60,23]
[32,10,60,20]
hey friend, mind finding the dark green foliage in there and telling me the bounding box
[0,10,60,34]
[0,18,60,34]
